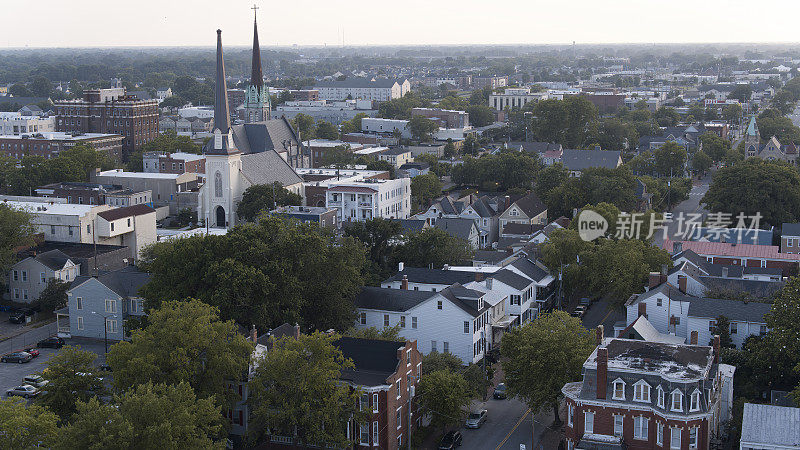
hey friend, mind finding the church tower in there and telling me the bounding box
[744,115,759,159]
[244,7,271,123]
[202,29,243,228]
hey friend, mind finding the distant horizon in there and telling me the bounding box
[4,0,800,49]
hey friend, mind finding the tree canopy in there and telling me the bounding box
[702,159,800,227]
[247,332,366,447]
[0,204,35,282]
[140,216,366,332]
[236,182,303,222]
[417,369,471,430]
[0,398,61,449]
[452,151,541,191]
[410,173,442,212]
[37,345,105,422]
[106,299,253,408]
[501,311,595,425]
[396,228,474,269]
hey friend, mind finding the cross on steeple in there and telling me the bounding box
[251,3,259,20]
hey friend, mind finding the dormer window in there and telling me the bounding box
[671,390,683,412]
[656,385,665,408]
[612,378,626,400]
[633,380,651,402]
[690,389,701,412]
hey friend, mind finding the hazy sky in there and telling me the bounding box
[4,0,800,48]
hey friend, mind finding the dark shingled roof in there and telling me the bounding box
[638,283,771,323]
[473,250,510,264]
[509,257,550,283]
[509,192,547,218]
[97,204,155,222]
[434,217,476,242]
[698,277,784,300]
[389,219,426,234]
[561,149,621,171]
[34,249,72,271]
[491,268,532,290]
[71,266,150,298]
[782,222,800,237]
[384,267,475,286]
[501,223,543,236]
[354,286,435,312]
[335,337,405,387]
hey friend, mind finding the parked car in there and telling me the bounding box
[99,364,112,372]
[571,305,588,319]
[579,297,592,307]
[465,409,488,429]
[6,384,39,398]
[486,347,500,364]
[36,337,65,348]
[1,352,33,363]
[8,311,27,324]
[22,375,48,389]
[493,383,508,400]
[438,430,463,449]
[23,348,40,358]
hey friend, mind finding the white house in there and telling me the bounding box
[497,192,548,235]
[314,78,410,102]
[6,250,79,303]
[354,284,489,364]
[361,118,412,139]
[326,177,411,223]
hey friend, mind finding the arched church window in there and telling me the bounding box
[214,171,223,198]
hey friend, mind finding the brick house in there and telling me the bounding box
[780,223,800,254]
[562,333,735,450]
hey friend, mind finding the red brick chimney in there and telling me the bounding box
[713,335,720,363]
[648,272,663,289]
[638,302,647,318]
[401,275,409,290]
[596,347,608,399]
[250,324,258,344]
[678,275,687,294]
[475,272,485,282]
[504,195,511,211]
[595,325,604,345]
[690,330,698,345]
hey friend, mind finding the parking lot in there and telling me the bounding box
[1,333,111,399]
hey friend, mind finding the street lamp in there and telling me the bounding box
[91,311,117,355]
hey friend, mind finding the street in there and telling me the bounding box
[654,172,712,249]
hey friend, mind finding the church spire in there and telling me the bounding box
[251,5,264,94]
[214,29,231,134]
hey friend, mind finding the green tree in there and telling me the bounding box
[291,113,317,139]
[652,141,687,177]
[345,324,403,341]
[722,103,743,124]
[160,95,186,108]
[317,145,355,168]
[654,107,681,127]
[408,115,438,142]
[501,311,595,426]
[140,217,366,332]
[710,315,734,348]
[729,84,752,102]
[340,113,368,134]
[757,108,800,144]
[247,332,366,447]
[59,382,224,450]
[699,132,731,162]
[398,228,473,269]
[0,204,35,281]
[421,351,463,376]
[106,299,253,408]
[417,369,471,430]
[315,120,339,140]
[465,105,495,127]
[236,182,303,222]
[534,163,569,206]
[692,150,712,174]
[34,279,70,312]
[702,159,800,227]
[378,92,428,119]
[38,345,105,421]
[344,218,403,282]
[0,398,61,449]
[410,173,442,211]
[127,129,201,171]
[529,96,598,148]
[30,76,53,97]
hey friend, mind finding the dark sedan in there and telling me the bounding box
[493,383,508,399]
[438,430,462,449]
[1,352,33,363]
[36,337,65,349]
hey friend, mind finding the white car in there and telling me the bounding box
[6,384,39,398]
[23,375,48,389]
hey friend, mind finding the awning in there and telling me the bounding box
[492,315,518,329]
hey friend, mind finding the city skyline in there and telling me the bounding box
[4,0,800,48]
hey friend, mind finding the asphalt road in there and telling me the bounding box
[581,299,625,337]
[653,173,712,249]
[0,321,57,356]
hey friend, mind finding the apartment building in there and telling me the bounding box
[326,177,411,222]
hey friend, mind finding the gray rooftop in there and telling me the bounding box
[384,267,476,286]
[560,149,621,171]
[741,403,800,447]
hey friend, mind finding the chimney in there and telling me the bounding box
[475,272,485,282]
[250,324,258,344]
[596,347,608,399]
[293,323,301,340]
[401,275,409,290]
[595,325,604,345]
[690,330,698,345]
[648,272,665,289]
[486,277,493,290]
[638,302,647,318]
[398,261,404,272]
[661,264,668,276]
[721,266,728,278]
[678,275,687,294]
[713,335,720,363]
[504,195,510,211]
[673,241,683,254]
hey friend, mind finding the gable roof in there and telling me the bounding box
[354,286,435,312]
[560,149,621,171]
[389,219,427,234]
[434,217,477,241]
[335,337,405,387]
[240,150,303,186]
[97,204,155,222]
[508,192,547,218]
[383,267,476,286]
[635,283,771,324]
[509,257,551,283]
[32,249,73,271]
[664,239,800,261]
[502,222,543,236]
[782,222,800,237]
[491,268,533,290]
[71,266,151,298]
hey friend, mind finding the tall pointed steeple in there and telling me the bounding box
[251,10,264,95]
[244,4,271,123]
[214,29,231,134]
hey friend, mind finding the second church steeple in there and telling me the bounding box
[244,4,271,123]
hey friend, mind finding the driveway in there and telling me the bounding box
[581,299,625,337]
